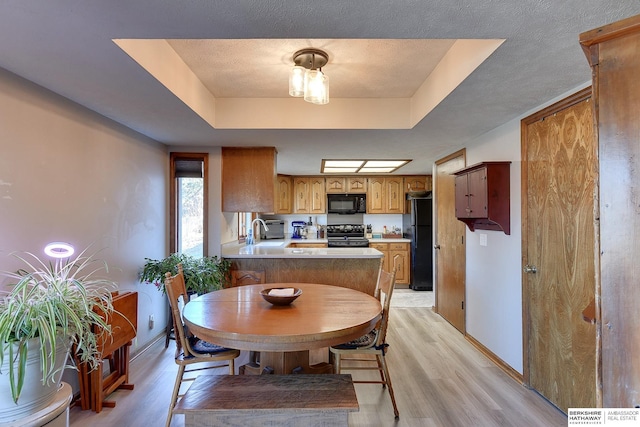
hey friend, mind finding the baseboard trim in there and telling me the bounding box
[465,333,524,385]
[131,331,167,362]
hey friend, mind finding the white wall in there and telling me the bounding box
[464,120,523,373]
[0,69,169,358]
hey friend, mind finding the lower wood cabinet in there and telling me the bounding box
[369,242,410,285]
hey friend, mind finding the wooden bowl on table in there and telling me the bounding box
[260,287,302,306]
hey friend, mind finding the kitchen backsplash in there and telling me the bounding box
[261,213,402,236]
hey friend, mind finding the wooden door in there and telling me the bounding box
[467,168,487,218]
[367,177,385,214]
[434,150,466,333]
[390,243,409,284]
[274,175,292,214]
[293,177,310,213]
[325,177,346,193]
[385,177,404,213]
[369,242,389,273]
[309,177,326,214]
[347,177,367,193]
[522,88,596,412]
[404,176,428,193]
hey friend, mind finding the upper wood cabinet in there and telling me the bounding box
[404,175,432,193]
[367,177,385,214]
[347,177,367,193]
[367,177,404,214]
[325,177,347,193]
[325,176,367,193]
[386,177,404,213]
[454,162,510,234]
[221,147,276,212]
[294,177,325,214]
[274,175,293,214]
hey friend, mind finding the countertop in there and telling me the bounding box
[222,238,386,259]
[368,238,411,243]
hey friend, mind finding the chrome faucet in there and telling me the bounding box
[247,218,269,245]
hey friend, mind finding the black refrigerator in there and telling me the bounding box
[402,195,433,291]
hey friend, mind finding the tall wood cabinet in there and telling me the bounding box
[580,15,640,409]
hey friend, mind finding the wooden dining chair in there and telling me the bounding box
[329,257,400,419]
[164,264,241,427]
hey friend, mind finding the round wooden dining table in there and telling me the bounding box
[181,283,382,374]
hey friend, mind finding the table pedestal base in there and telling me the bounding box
[240,350,333,375]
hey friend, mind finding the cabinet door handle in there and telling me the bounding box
[523,265,537,274]
[434,244,441,250]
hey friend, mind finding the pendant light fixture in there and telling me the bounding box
[288,48,329,105]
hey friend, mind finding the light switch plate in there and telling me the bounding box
[479,233,488,247]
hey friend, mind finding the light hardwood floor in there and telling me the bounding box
[69,307,567,427]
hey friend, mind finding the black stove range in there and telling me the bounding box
[326,224,370,248]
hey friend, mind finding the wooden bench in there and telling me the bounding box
[173,374,358,427]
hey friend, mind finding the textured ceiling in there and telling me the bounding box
[0,1,639,175]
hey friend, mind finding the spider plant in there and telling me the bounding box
[0,247,116,404]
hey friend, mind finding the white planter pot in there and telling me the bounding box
[0,337,69,424]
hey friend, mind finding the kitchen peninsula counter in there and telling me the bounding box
[222,240,383,296]
[222,239,383,258]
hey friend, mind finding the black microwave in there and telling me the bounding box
[327,194,366,214]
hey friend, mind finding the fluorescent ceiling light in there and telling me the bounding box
[360,168,397,173]
[324,160,365,168]
[323,167,359,173]
[321,159,410,174]
[363,160,407,167]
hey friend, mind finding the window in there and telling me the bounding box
[237,212,256,241]
[170,153,208,256]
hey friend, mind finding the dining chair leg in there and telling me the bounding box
[376,356,386,386]
[228,358,235,375]
[378,354,399,419]
[166,365,185,427]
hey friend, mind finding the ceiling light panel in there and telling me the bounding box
[323,167,359,173]
[321,159,411,174]
[324,160,365,167]
[363,160,408,167]
[359,167,397,173]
